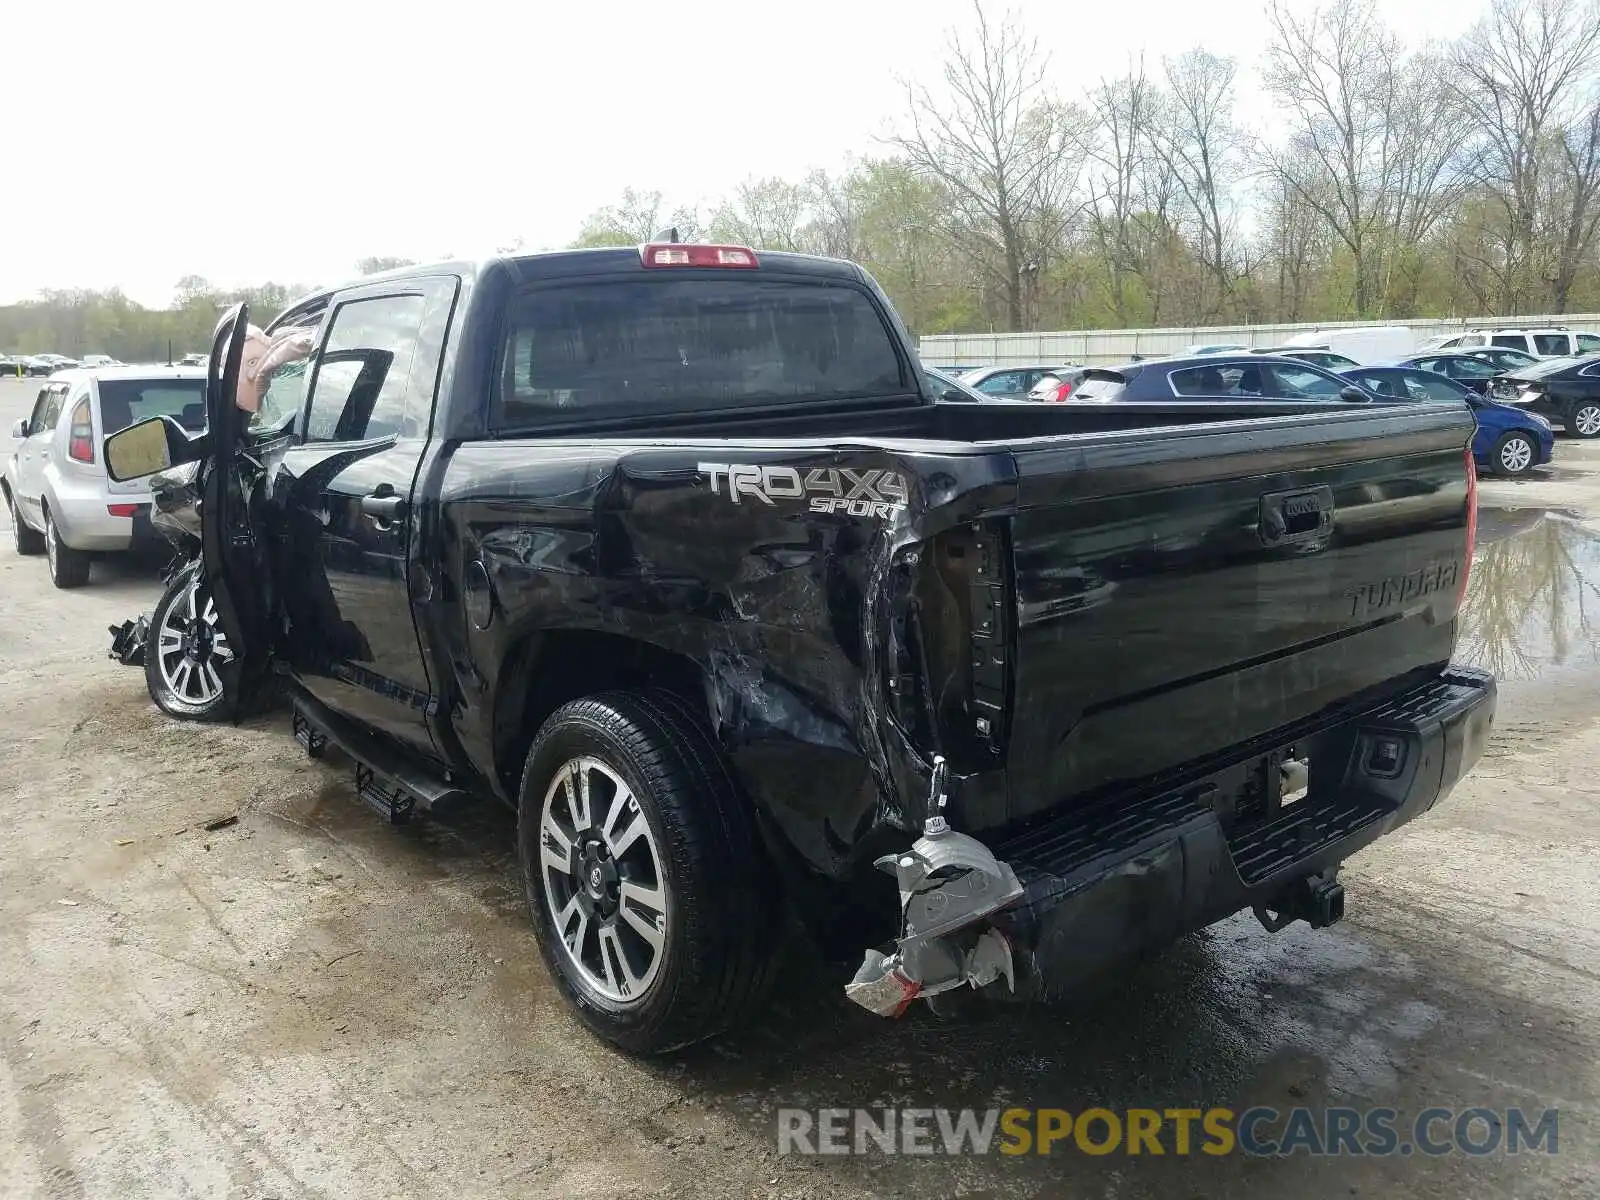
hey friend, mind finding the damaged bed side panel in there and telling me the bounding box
[427,437,1019,881]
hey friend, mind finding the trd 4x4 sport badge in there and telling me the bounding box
[699,463,909,518]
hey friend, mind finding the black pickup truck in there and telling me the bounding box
[103,244,1496,1054]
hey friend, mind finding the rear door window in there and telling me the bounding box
[1534,332,1571,356]
[975,371,1028,395]
[1576,333,1600,354]
[498,278,908,425]
[1443,357,1498,380]
[1263,363,1345,399]
[31,385,66,435]
[1401,373,1465,403]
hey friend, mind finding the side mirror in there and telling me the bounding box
[10,418,26,439]
[104,416,199,482]
[1338,385,1372,403]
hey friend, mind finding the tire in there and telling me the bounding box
[6,487,44,555]
[1490,431,1538,477]
[43,507,90,588]
[517,689,780,1055]
[144,567,236,721]
[1568,400,1600,439]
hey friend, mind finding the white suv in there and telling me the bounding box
[3,366,206,587]
[1423,327,1600,357]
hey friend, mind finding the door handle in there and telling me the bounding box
[360,492,407,523]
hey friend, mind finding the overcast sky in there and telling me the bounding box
[5,0,1480,308]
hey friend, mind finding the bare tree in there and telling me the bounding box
[707,178,812,251]
[1262,0,1464,317]
[1452,0,1600,309]
[1085,66,1176,323]
[891,1,1090,329]
[574,188,700,247]
[1158,49,1245,319]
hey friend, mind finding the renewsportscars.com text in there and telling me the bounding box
[776,1106,1560,1158]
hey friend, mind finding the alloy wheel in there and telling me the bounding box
[1499,436,1533,474]
[538,756,668,1005]
[155,576,234,706]
[1574,404,1600,437]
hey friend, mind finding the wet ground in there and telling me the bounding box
[1,375,1597,1198]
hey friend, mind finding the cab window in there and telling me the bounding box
[1576,333,1600,354]
[302,295,428,443]
[1533,332,1570,356]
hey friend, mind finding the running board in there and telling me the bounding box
[290,691,471,824]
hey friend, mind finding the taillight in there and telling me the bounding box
[1459,447,1478,608]
[1052,381,1074,402]
[107,503,140,518]
[640,243,759,269]
[67,398,93,463]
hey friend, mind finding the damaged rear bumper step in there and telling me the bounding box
[847,667,1495,1015]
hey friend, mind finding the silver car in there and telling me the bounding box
[4,366,207,587]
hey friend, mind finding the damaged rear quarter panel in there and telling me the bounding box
[432,435,1017,881]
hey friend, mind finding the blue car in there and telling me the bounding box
[1339,366,1555,477]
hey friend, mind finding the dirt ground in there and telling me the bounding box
[1,375,1596,1199]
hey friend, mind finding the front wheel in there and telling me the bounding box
[1490,431,1538,477]
[145,567,236,720]
[1568,401,1600,439]
[517,690,779,1055]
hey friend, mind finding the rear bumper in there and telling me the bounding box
[47,491,160,552]
[991,667,1496,999]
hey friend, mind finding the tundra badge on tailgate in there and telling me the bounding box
[699,463,909,518]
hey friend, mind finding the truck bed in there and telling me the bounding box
[438,396,1475,864]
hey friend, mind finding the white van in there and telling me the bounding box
[1280,326,1415,365]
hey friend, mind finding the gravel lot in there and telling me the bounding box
[1,374,1596,1198]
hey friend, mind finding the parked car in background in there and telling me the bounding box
[1489,356,1600,438]
[1393,353,1504,396]
[0,354,28,377]
[1027,366,1092,402]
[1280,326,1414,364]
[1421,327,1600,358]
[1463,346,1541,372]
[24,354,79,376]
[1181,342,1249,356]
[1251,346,1360,372]
[1069,354,1374,403]
[79,354,122,368]
[958,364,1081,400]
[924,366,999,403]
[2,366,208,587]
[1338,365,1553,478]
[178,353,208,367]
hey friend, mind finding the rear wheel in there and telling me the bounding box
[1490,431,1538,477]
[1569,401,1600,438]
[43,508,90,588]
[145,568,235,720]
[517,690,779,1055]
[6,487,44,555]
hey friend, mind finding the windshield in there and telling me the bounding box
[497,278,909,426]
[97,378,206,434]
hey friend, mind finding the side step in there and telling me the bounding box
[291,692,471,825]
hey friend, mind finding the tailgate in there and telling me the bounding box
[999,404,1474,822]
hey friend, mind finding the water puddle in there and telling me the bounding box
[1454,507,1600,680]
